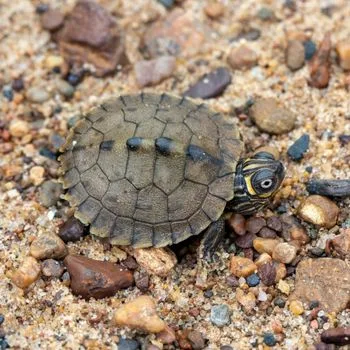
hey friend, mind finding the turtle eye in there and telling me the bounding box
[261,179,273,189]
[250,169,277,194]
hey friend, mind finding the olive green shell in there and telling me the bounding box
[59,93,243,248]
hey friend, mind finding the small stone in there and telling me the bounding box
[157,0,174,8]
[309,33,332,88]
[9,120,30,138]
[236,288,256,313]
[38,180,62,207]
[286,40,305,71]
[121,256,138,270]
[58,217,85,243]
[227,213,246,236]
[29,166,45,186]
[230,256,257,277]
[281,214,310,244]
[220,346,233,350]
[275,263,287,282]
[258,290,267,302]
[304,40,317,60]
[41,8,64,31]
[135,56,176,87]
[226,275,239,288]
[291,258,350,313]
[187,330,205,350]
[12,78,25,92]
[113,295,165,333]
[263,332,277,346]
[272,243,297,264]
[274,297,286,308]
[227,45,258,70]
[204,2,225,19]
[30,232,68,260]
[327,229,350,258]
[134,270,150,291]
[253,238,279,255]
[64,255,133,299]
[277,279,290,295]
[235,232,255,249]
[254,253,272,267]
[250,98,296,135]
[258,262,276,286]
[210,304,230,327]
[41,259,64,278]
[306,179,350,197]
[289,300,304,315]
[45,55,64,69]
[184,67,231,99]
[336,40,350,70]
[10,257,41,289]
[298,195,339,229]
[26,87,50,103]
[321,327,350,346]
[117,338,140,350]
[257,7,275,21]
[246,273,260,287]
[246,217,266,234]
[266,216,282,232]
[339,134,350,146]
[56,80,75,98]
[157,325,176,344]
[287,134,310,161]
[131,247,177,277]
[2,86,13,101]
[258,227,277,238]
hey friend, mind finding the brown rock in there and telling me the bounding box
[236,288,256,313]
[227,213,246,236]
[41,259,64,278]
[254,253,272,267]
[298,195,339,229]
[250,98,296,135]
[30,232,68,260]
[286,40,305,71]
[253,237,279,255]
[246,217,266,234]
[258,227,277,238]
[275,262,287,282]
[321,327,350,346]
[227,45,258,70]
[64,255,133,299]
[113,295,166,333]
[143,8,206,58]
[291,258,350,313]
[157,324,176,344]
[187,330,206,350]
[309,33,332,88]
[135,56,176,87]
[272,243,297,264]
[131,247,177,277]
[326,229,350,258]
[41,8,64,31]
[134,270,150,291]
[55,0,127,77]
[204,2,225,19]
[235,232,255,248]
[281,214,310,244]
[336,40,350,70]
[266,216,282,232]
[230,256,257,277]
[58,217,85,243]
[10,257,41,289]
[258,262,276,286]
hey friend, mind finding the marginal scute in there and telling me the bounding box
[153,222,172,247]
[76,197,102,224]
[133,221,153,248]
[73,118,92,134]
[171,220,192,244]
[80,164,109,200]
[110,217,133,245]
[62,168,80,189]
[188,209,211,234]
[209,174,235,201]
[90,208,116,238]
[65,182,89,207]
[202,194,227,221]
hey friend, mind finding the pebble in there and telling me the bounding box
[40,8,64,31]
[304,40,317,60]
[289,300,304,315]
[41,259,64,278]
[220,346,233,350]
[258,227,277,238]
[44,55,64,69]
[121,256,138,270]
[131,247,177,277]
[253,238,279,255]
[2,86,13,101]
[230,256,257,277]
[227,45,258,70]
[336,40,350,70]
[286,40,305,71]
[281,214,310,244]
[236,289,256,313]
[321,327,350,346]
[64,255,133,299]
[157,325,176,344]
[250,98,296,135]
[56,80,75,98]
[277,279,290,295]
[257,7,275,21]
[254,253,272,267]
[309,33,332,88]
[210,304,231,327]
[12,78,24,92]
[56,1,127,77]
[227,213,246,236]
[226,275,239,288]
[134,270,150,291]
[275,263,287,282]
[287,134,310,161]
[204,2,225,19]
[30,233,67,260]
[291,258,350,313]
[274,297,286,308]
[9,120,30,138]
[298,195,339,229]
[157,0,174,8]
[184,67,231,99]
[266,216,282,232]
[117,338,140,350]
[0,315,4,325]
[187,330,206,350]
[258,290,267,302]
[326,229,350,258]
[246,217,265,234]
[26,86,50,103]
[38,180,62,207]
[134,56,176,87]
[263,332,277,346]
[272,242,297,264]
[235,232,255,249]
[114,295,165,333]
[306,179,350,197]
[339,134,350,146]
[10,257,41,289]
[258,262,276,286]
[246,273,260,287]
[29,166,45,186]
[58,217,86,242]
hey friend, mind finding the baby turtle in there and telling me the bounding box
[59,93,285,257]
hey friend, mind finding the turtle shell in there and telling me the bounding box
[59,93,244,248]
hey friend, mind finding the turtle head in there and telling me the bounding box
[229,151,285,215]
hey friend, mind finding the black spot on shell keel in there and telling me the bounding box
[155,137,174,156]
[100,140,114,151]
[126,137,143,151]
